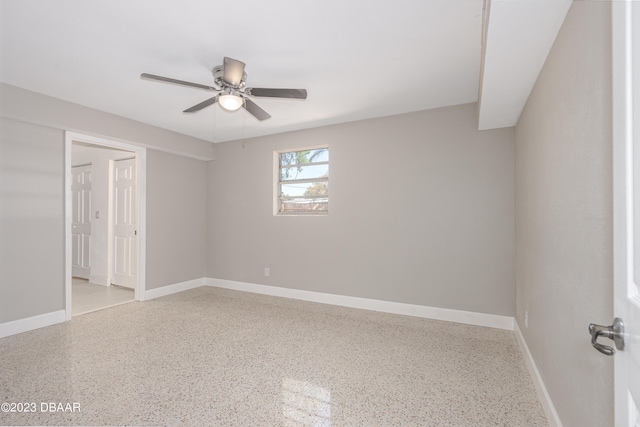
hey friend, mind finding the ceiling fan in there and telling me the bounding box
[141,57,307,121]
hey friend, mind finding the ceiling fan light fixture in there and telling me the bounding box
[218,92,243,111]
[141,56,307,121]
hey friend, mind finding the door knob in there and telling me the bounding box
[588,317,625,356]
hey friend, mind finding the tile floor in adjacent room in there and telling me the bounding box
[72,277,134,316]
[0,286,548,426]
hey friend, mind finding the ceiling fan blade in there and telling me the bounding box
[246,88,307,99]
[223,57,246,86]
[141,73,218,91]
[243,98,271,121]
[183,96,218,113]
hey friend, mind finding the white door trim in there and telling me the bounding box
[65,132,147,321]
[612,1,640,425]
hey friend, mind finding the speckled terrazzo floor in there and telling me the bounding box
[1,286,547,426]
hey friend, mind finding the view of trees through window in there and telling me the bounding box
[278,147,328,214]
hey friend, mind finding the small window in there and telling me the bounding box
[276,147,329,215]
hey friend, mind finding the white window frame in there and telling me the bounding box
[274,146,329,216]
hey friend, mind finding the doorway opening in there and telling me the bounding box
[65,133,146,320]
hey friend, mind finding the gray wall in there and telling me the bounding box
[0,118,65,323]
[0,83,215,161]
[0,88,211,323]
[514,2,613,426]
[207,103,515,316]
[146,149,207,289]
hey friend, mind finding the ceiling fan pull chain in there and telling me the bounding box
[213,105,217,144]
[242,99,246,144]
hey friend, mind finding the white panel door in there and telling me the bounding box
[613,2,640,426]
[111,158,137,289]
[71,165,91,278]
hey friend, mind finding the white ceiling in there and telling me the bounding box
[0,0,569,143]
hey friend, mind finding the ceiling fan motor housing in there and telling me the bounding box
[141,56,306,120]
[212,65,246,89]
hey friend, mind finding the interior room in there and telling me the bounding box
[0,1,637,426]
[71,142,137,315]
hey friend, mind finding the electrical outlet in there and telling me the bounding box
[264,268,270,277]
[524,309,529,328]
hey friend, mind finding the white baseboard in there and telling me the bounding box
[207,278,514,330]
[0,278,514,338]
[0,310,66,339]
[89,274,110,286]
[514,321,563,427]
[141,278,205,301]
